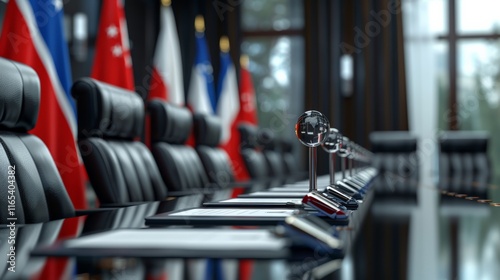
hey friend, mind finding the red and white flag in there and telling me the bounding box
[0,0,86,210]
[148,1,184,104]
[91,0,134,90]
[0,0,86,278]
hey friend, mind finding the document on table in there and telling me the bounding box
[168,208,297,217]
[218,198,303,205]
[268,187,327,192]
[243,192,308,197]
[66,229,287,250]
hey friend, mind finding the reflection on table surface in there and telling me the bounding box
[3,175,500,280]
[0,191,347,280]
[0,196,201,280]
[345,175,500,280]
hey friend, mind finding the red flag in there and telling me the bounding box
[238,55,258,125]
[91,0,134,90]
[224,55,260,183]
[148,1,184,104]
[0,0,86,209]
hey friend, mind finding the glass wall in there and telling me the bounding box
[404,2,500,279]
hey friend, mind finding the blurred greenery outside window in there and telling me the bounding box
[435,0,500,182]
[241,0,304,140]
[456,0,500,182]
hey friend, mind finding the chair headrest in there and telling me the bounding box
[370,131,417,153]
[439,131,489,153]
[238,122,259,149]
[0,58,40,132]
[258,129,276,150]
[72,78,144,140]
[148,99,192,144]
[194,113,221,147]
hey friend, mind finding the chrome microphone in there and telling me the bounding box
[321,128,342,186]
[295,110,330,192]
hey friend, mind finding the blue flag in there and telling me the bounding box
[188,31,217,114]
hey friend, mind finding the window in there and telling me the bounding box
[439,0,500,182]
[241,0,305,143]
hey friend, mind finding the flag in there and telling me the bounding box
[0,0,85,278]
[216,37,239,145]
[0,0,86,209]
[238,55,258,125]
[91,0,134,90]
[145,0,184,147]
[216,38,249,182]
[187,15,216,114]
[148,0,184,104]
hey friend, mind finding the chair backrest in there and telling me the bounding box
[0,58,74,223]
[72,78,167,204]
[370,131,419,179]
[238,123,271,185]
[258,129,286,184]
[148,100,209,191]
[193,113,235,187]
[439,131,490,191]
[370,131,419,195]
[280,138,299,176]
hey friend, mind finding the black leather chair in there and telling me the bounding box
[280,138,300,178]
[72,78,168,205]
[193,113,235,187]
[258,129,287,185]
[0,58,75,224]
[370,131,418,197]
[439,131,490,197]
[148,100,210,193]
[193,113,248,200]
[238,123,273,189]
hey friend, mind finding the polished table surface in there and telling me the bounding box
[1,191,352,279]
[3,176,499,279]
[344,176,500,280]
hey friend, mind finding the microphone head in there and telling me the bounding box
[321,128,342,153]
[338,136,351,157]
[295,110,330,147]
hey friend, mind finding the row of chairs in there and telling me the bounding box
[0,57,299,224]
[0,58,372,279]
[369,130,491,199]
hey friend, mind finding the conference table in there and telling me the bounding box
[2,175,499,280]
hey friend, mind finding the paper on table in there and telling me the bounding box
[66,229,287,250]
[168,208,297,217]
[268,187,327,192]
[243,192,308,197]
[218,198,303,205]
